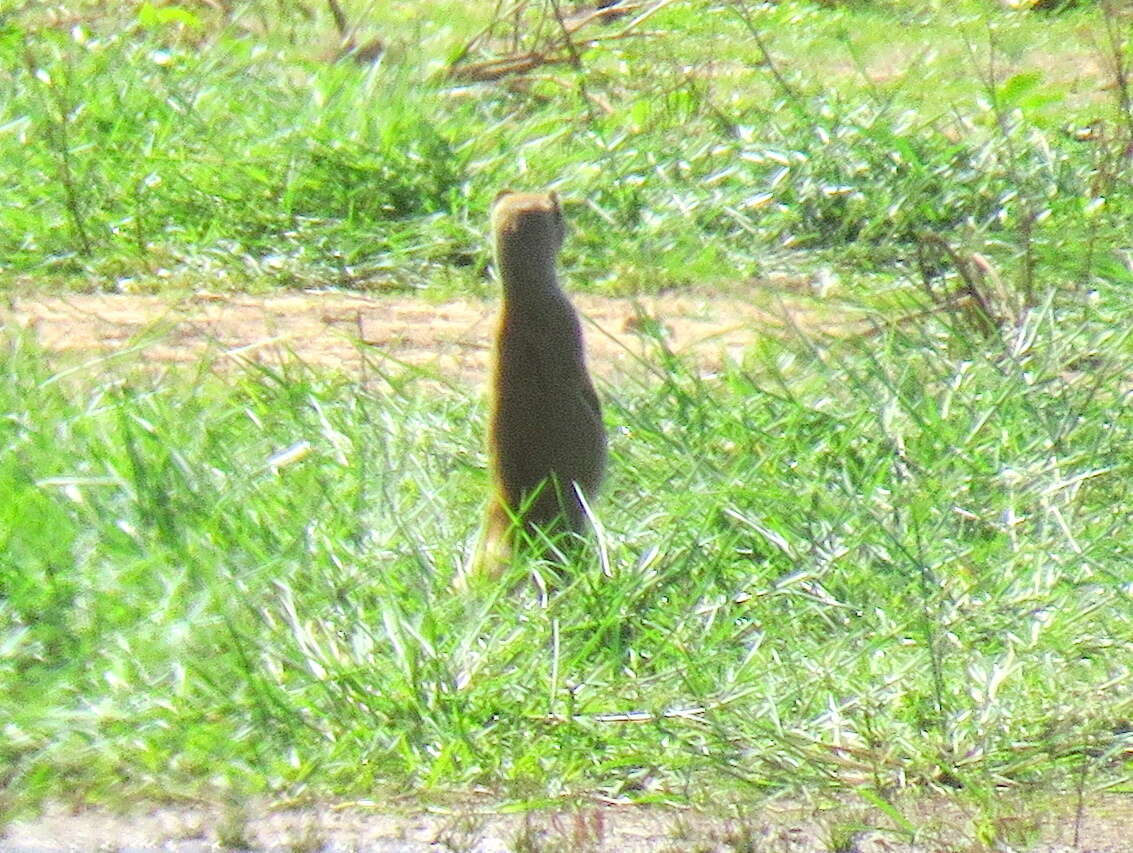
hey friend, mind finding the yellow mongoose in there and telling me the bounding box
[471,190,607,579]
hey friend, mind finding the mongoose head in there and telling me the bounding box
[491,190,565,269]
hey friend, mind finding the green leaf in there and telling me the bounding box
[0,25,25,54]
[997,71,1043,107]
[137,2,201,29]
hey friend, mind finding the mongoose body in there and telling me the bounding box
[473,190,607,578]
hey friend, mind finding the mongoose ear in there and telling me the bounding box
[493,189,516,206]
[548,190,561,213]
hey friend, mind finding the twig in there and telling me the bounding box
[325,0,383,63]
[550,0,584,69]
[447,52,553,83]
[326,0,350,42]
[917,232,1002,338]
[962,27,1038,309]
[1100,0,1133,151]
[728,1,809,122]
[541,705,706,724]
[445,0,671,84]
[22,45,92,257]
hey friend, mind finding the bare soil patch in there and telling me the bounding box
[3,280,850,384]
[3,793,1130,852]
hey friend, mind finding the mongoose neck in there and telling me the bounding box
[496,249,563,306]
[490,190,567,310]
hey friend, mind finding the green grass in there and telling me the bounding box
[3,290,1132,824]
[2,0,1133,842]
[1,0,1131,298]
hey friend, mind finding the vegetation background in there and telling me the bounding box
[1,0,1131,849]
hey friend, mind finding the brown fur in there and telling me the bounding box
[467,190,607,581]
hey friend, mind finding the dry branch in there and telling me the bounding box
[445,0,678,84]
[915,232,1017,339]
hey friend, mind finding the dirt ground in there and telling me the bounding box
[3,287,1130,852]
[1,280,850,385]
[3,793,1131,852]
